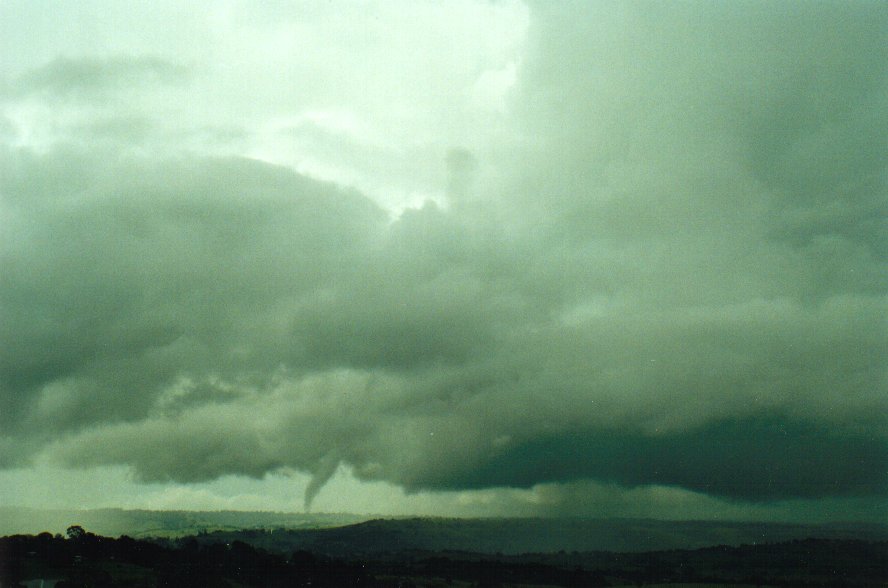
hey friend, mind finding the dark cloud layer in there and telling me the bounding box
[446,419,888,500]
[1,2,886,513]
[15,56,189,98]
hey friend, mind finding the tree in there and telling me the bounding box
[66,525,86,540]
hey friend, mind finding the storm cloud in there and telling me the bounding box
[1,1,886,515]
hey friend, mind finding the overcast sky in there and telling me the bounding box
[1,1,886,522]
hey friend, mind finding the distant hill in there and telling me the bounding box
[0,507,367,538]
[4,508,886,556]
[188,517,888,556]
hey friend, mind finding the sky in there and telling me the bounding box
[0,1,886,523]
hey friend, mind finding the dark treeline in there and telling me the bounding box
[1,527,886,587]
[0,527,369,587]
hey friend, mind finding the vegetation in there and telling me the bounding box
[2,527,885,587]
[0,528,369,587]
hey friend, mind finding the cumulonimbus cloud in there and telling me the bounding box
[1,1,886,510]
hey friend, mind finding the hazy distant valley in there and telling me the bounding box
[3,507,887,554]
[0,507,366,540]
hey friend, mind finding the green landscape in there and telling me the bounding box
[2,511,886,587]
